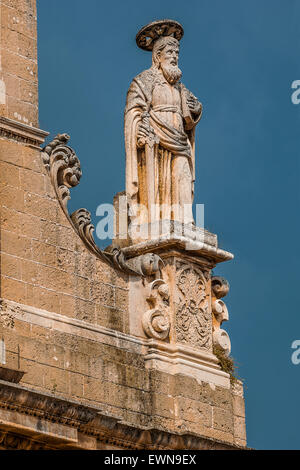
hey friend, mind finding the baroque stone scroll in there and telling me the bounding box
[41,134,162,278]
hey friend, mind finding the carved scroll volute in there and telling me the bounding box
[42,133,82,216]
[142,279,170,341]
[211,276,231,356]
[41,134,165,278]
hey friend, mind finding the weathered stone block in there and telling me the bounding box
[24,192,57,222]
[17,33,37,60]
[74,276,91,301]
[1,276,26,303]
[1,253,21,279]
[36,264,74,295]
[91,282,115,307]
[20,167,45,194]
[3,349,19,370]
[0,140,23,166]
[1,27,19,54]
[0,160,20,187]
[1,6,36,42]
[200,426,234,445]
[1,206,20,234]
[0,184,24,211]
[44,343,65,369]
[115,287,128,311]
[233,394,245,418]
[95,305,123,331]
[103,360,126,385]
[152,393,175,419]
[20,359,45,388]
[57,225,78,251]
[32,240,57,266]
[19,213,41,239]
[1,230,32,259]
[40,220,58,245]
[59,294,75,317]
[83,376,106,403]
[30,324,51,342]
[75,251,95,278]
[2,49,37,82]
[2,0,37,16]
[74,298,95,323]
[22,146,43,173]
[87,356,104,380]
[69,372,84,399]
[176,396,212,427]
[126,387,150,414]
[234,415,246,441]
[64,350,91,377]
[125,365,150,391]
[213,407,234,434]
[7,96,38,126]
[57,248,75,274]
[44,366,69,394]
[20,258,38,283]
[32,285,60,312]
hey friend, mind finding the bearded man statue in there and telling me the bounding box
[124,20,202,230]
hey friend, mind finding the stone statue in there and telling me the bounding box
[125,20,202,227]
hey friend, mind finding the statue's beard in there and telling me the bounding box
[160,63,182,84]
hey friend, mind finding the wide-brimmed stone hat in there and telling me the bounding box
[136,19,184,51]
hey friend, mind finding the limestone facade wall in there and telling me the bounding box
[0,138,246,447]
[0,0,38,126]
[0,0,246,450]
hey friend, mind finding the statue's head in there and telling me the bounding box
[152,36,182,84]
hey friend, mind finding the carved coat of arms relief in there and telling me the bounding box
[175,262,212,350]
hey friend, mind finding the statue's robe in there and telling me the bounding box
[124,67,202,226]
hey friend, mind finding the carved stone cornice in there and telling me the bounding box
[0,431,55,450]
[121,229,234,264]
[0,117,49,148]
[0,379,98,428]
[0,379,242,450]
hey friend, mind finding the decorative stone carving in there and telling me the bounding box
[0,116,49,148]
[212,299,229,324]
[213,329,231,356]
[41,134,162,278]
[211,276,231,356]
[175,262,211,350]
[0,432,48,450]
[126,253,164,278]
[0,373,239,449]
[212,276,230,299]
[42,133,82,209]
[142,279,170,340]
[0,380,97,427]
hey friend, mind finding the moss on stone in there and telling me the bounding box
[213,345,238,385]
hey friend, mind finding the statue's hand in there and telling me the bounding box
[137,136,146,148]
[187,96,202,115]
[137,122,151,148]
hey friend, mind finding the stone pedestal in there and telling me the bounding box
[114,220,234,388]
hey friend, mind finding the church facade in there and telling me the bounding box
[0,1,246,450]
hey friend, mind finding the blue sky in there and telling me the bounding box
[37,0,300,449]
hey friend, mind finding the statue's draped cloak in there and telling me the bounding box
[124,67,201,223]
